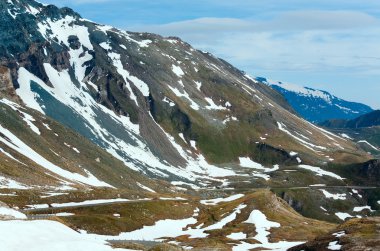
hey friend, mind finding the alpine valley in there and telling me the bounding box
[0,0,379,250]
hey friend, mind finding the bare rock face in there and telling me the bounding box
[0,66,19,101]
[0,66,13,92]
[289,217,380,251]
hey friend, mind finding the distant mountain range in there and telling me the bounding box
[258,77,373,123]
[320,110,380,129]
[319,110,380,157]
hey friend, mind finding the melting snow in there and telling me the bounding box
[0,99,40,135]
[239,157,279,172]
[136,182,156,193]
[244,210,280,243]
[194,81,202,91]
[335,212,353,221]
[320,190,346,200]
[351,189,363,198]
[0,220,123,251]
[227,232,246,240]
[333,231,346,238]
[162,96,175,107]
[172,65,185,78]
[0,176,29,190]
[0,206,27,219]
[72,147,80,154]
[42,123,52,130]
[232,209,304,250]
[55,212,75,217]
[99,42,111,51]
[358,140,379,151]
[289,151,298,156]
[0,146,26,166]
[277,122,326,151]
[0,124,113,188]
[328,241,342,250]
[168,86,199,110]
[108,52,150,99]
[203,204,246,231]
[83,208,207,240]
[37,15,93,51]
[353,206,374,212]
[298,165,343,180]
[178,133,186,143]
[190,140,197,149]
[340,133,352,140]
[86,205,247,241]
[205,97,227,110]
[268,80,332,104]
[200,194,244,205]
[27,198,145,209]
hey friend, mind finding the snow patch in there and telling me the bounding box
[335,212,353,221]
[239,157,278,172]
[328,241,342,250]
[205,97,227,110]
[27,198,143,209]
[353,206,374,212]
[0,206,27,219]
[320,190,346,200]
[0,220,121,251]
[0,124,113,188]
[227,232,246,240]
[172,65,185,78]
[168,86,199,110]
[298,165,343,180]
[277,122,326,151]
[200,194,244,205]
[136,182,156,193]
[358,140,379,151]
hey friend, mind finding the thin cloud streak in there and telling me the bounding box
[130,11,380,108]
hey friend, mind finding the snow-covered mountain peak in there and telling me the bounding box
[257,77,373,123]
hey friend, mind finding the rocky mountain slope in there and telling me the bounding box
[0,0,379,250]
[319,110,380,158]
[259,77,373,123]
[0,0,370,188]
[290,217,380,251]
[320,110,380,129]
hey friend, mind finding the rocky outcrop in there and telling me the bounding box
[0,66,18,101]
[289,217,380,251]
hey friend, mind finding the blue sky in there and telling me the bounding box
[40,0,380,109]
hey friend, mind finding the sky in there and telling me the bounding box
[40,0,380,109]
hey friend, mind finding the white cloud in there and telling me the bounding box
[130,10,380,108]
[136,11,379,35]
[131,10,380,73]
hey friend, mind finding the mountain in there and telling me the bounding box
[0,0,367,183]
[319,110,380,157]
[320,110,380,129]
[0,0,379,250]
[258,77,373,123]
[290,217,380,251]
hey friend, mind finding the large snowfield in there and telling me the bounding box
[0,220,134,251]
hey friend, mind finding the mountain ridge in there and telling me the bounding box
[0,0,379,250]
[0,0,369,188]
[258,77,373,123]
[320,110,380,129]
